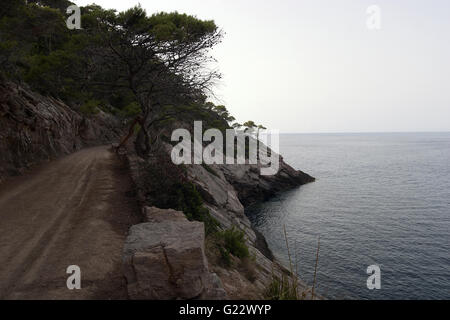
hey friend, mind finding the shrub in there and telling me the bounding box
[218,227,249,259]
[218,246,232,268]
[120,101,142,118]
[80,99,100,115]
[175,183,219,235]
[141,154,218,235]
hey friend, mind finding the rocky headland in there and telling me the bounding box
[0,81,315,299]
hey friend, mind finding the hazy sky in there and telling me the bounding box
[76,0,450,133]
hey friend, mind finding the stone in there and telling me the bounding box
[142,206,186,223]
[125,128,315,300]
[123,210,227,300]
[200,273,227,300]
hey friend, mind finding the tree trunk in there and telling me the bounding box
[134,123,150,158]
[134,102,152,158]
[115,116,140,152]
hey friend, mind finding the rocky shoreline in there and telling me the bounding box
[124,143,315,299]
[1,81,317,299]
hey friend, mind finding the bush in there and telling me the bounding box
[141,154,218,235]
[120,101,141,118]
[79,99,100,115]
[218,246,232,268]
[175,183,219,236]
[217,227,249,259]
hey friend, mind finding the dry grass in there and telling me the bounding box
[266,225,321,300]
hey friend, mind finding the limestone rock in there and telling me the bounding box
[125,128,315,299]
[123,209,227,300]
[0,81,120,183]
[142,206,186,223]
[218,159,315,206]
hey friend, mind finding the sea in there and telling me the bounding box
[246,132,450,299]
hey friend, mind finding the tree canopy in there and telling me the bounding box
[0,1,245,157]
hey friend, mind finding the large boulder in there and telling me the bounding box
[142,206,186,223]
[123,207,226,300]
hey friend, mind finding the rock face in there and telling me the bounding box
[125,139,315,299]
[0,81,315,299]
[219,159,315,206]
[142,206,186,223]
[186,162,309,298]
[0,81,120,183]
[123,207,227,300]
[186,159,314,250]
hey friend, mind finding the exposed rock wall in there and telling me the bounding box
[125,142,315,299]
[186,160,313,298]
[0,82,316,299]
[0,81,121,183]
[219,159,314,206]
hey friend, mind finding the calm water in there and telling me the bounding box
[246,133,450,299]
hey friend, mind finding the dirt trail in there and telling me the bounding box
[0,146,141,299]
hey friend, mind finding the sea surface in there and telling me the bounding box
[246,133,450,299]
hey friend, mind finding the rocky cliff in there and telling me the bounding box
[0,81,121,183]
[125,139,315,299]
[0,81,315,299]
[187,159,314,298]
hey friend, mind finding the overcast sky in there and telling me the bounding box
[76,0,450,133]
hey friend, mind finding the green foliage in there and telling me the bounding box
[0,39,18,76]
[211,226,250,268]
[0,1,222,127]
[173,102,233,135]
[174,183,219,236]
[243,120,256,129]
[0,0,24,19]
[120,102,142,118]
[242,121,266,135]
[24,49,80,98]
[79,99,100,115]
[218,246,232,268]
[266,273,302,300]
[212,105,235,123]
[141,154,218,236]
[217,227,249,259]
[27,0,74,14]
